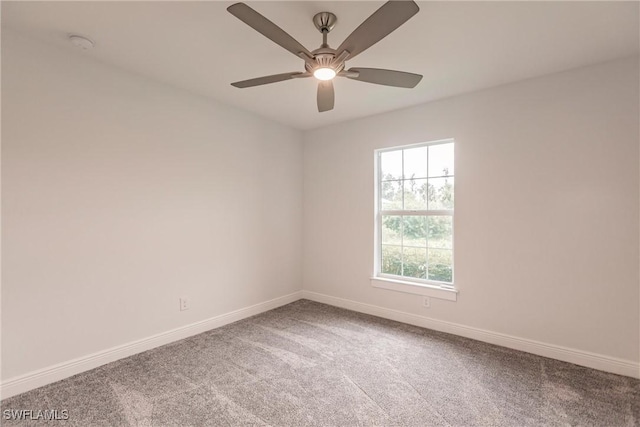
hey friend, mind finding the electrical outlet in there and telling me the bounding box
[180,297,190,311]
[423,297,431,308]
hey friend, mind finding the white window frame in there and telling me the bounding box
[372,139,457,300]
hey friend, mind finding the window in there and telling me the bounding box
[375,140,454,287]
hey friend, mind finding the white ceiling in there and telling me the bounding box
[3,1,639,130]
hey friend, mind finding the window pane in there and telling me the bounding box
[403,146,428,180]
[380,150,403,180]
[429,143,454,177]
[381,180,403,210]
[403,247,427,279]
[381,216,402,245]
[427,177,454,210]
[428,249,452,282]
[403,216,426,248]
[427,216,452,249]
[377,141,454,285]
[403,178,428,210]
[381,245,402,275]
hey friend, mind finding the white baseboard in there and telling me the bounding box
[0,291,303,400]
[301,290,640,379]
[3,289,637,400]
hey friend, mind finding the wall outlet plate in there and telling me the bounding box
[423,296,431,308]
[180,297,190,311]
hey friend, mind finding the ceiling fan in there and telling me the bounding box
[227,1,423,113]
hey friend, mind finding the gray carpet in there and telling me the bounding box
[2,300,639,426]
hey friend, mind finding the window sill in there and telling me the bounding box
[370,277,458,301]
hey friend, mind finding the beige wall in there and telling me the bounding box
[303,57,640,363]
[1,30,303,380]
[2,28,639,385]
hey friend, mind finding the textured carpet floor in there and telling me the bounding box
[2,300,639,426]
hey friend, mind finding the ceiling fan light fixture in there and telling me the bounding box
[313,67,336,81]
[227,1,423,112]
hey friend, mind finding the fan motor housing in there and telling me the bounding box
[306,49,344,74]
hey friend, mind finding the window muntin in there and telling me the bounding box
[376,140,454,285]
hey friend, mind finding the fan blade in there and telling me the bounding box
[228,3,313,60]
[317,81,335,112]
[336,1,419,60]
[231,72,309,88]
[346,68,422,88]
